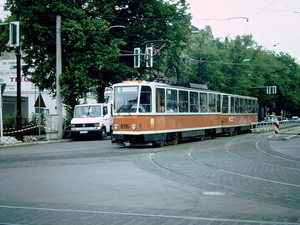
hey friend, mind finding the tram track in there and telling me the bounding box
[223,135,300,169]
[149,134,300,209]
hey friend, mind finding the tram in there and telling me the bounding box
[111,80,258,147]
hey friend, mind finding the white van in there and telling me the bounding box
[70,103,112,140]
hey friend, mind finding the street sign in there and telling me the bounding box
[34,93,46,108]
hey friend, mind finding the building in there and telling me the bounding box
[0,52,59,122]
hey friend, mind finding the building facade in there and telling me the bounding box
[0,52,59,121]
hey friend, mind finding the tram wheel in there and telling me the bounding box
[229,129,237,136]
[158,140,165,147]
[170,133,179,145]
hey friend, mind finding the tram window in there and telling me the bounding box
[166,89,178,112]
[240,98,245,113]
[255,100,258,113]
[190,92,199,112]
[156,88,165,113]
[209,93,216,112]
[114,86,139,113]
[200,92,207,112]
[230,97,234,113]
[179,91,188,112]
[216,94,221,113]
[235,98,240,113]
[251,99,258,113]
[140,86,151,113]
[243,99,247,113]
[244,99,249,113]
[222,95,229,113]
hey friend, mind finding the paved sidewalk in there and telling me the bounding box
[1,127,300,160]
[267,126,300,159]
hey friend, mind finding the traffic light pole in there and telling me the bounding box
[15,0,23,141]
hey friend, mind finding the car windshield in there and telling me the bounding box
[74,105,101,118]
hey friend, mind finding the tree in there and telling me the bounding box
[109,0,191,81]
[3,0,191,119]
[185,32,300,118]
[273,52,300,117]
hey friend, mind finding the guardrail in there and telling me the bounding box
[251,120,300,133]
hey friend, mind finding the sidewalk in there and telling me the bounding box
[1,127,300,159]
[0,135,70,148]
[267,126,300,159]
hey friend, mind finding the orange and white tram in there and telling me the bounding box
[111,80,258,146]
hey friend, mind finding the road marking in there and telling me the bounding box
[0,205,298,224]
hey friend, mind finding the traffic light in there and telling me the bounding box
[9,21,20,47]
[133,47,140,68]
[266,86,277,94]
[145,46,153,68]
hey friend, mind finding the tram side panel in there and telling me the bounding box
[221,114,258,134]
[112,114,223,145]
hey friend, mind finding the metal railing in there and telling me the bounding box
[251,120,300,133]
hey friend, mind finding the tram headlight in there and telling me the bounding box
[131,124,137,129]
[114,124,119,130]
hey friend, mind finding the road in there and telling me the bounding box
[0,132,300,224]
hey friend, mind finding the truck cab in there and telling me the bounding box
[70,103,112,140]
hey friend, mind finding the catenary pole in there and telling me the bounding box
[15,0,23,141]
[56,15,63,139]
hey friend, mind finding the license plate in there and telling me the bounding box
[80,131,88,134]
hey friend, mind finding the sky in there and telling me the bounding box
[0,0,299,62]
[187,0,300,62]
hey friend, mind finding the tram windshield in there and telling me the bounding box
[114,86,141,113]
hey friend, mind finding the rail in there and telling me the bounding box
[251,120,300,133]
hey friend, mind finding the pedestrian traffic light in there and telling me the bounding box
[9,21,20,47]
[133,47,140,68]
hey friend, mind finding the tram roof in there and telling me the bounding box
[115,80,257,100]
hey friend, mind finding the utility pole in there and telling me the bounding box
[15,0,23,141]
[56,15,63,139]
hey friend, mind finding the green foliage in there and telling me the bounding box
[2,0,299,118]
[2,0,191,118]
[186,33,300,117]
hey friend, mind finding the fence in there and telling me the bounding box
[2,117,45,135]
[251,120,300,133]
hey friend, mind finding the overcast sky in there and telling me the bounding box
[187,0,300,62]
[1,0,299,62]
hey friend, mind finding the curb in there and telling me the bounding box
[267,134,299,141]
[0,138,72,148]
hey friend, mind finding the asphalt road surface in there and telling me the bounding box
[0,132,300,224]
